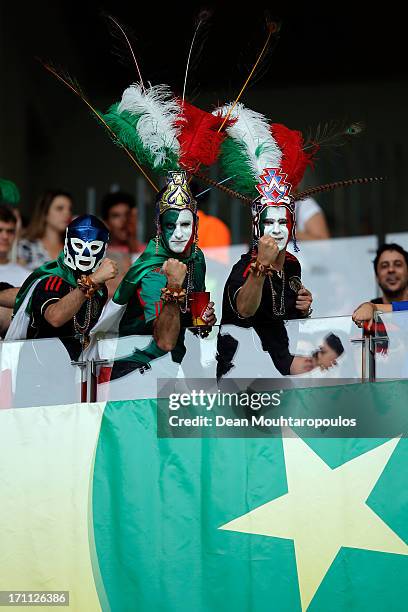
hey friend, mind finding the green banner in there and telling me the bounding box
[1,381,408,611]
[93,383,408,611]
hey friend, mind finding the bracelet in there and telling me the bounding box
[249,259,274,277]
[160,286,187,304]
[77,275,100,299]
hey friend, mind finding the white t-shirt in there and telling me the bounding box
[0,262,30,286]
[295,197,323,233]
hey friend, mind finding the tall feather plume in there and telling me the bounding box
[182,9,212,105]
[39,60,158,191]
[303,120,364,151]
[118,83,181,169]
[214,103,281,197]
[188,16,280,183]
[218,17,282,133]
[236,14,282,92]
[103,13,145,90]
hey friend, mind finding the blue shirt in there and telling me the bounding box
[392,301,408,311]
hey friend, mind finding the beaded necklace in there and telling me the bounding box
[179,261,194,314]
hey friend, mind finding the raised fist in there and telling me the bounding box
[162,258,187,287]
[257,235,280,266]
[90,258,119,285]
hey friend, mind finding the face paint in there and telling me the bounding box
[161,209,194,254]
[259,206,291,251]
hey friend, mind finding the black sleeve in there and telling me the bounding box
[224,257,251,317]
[253,321,294,376]
[0,282,14,291]
[31,276,70,322]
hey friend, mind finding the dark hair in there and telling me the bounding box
[24,189,72,241]
[100,191,135,220]
[325,333,344,356]
[0,204,17,226]
[373,243,408,273]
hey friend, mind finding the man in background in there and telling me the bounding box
[371,243,408,304]
[101,191,144,254]
[295,197,330,241]
[352,243,408,330]
[101,191,144,297]
[0,205,29,336]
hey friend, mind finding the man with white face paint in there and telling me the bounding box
[211,103,381,377]
[217,167,314,377]
[162,208,195,254]
[96,171,216,379]
[260,205,290,250]
[6,215,118,359]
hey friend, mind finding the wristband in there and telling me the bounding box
[77,275,100,299]
[249,259,274,277]
[161,286,187,304]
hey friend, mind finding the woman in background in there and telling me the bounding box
[18,190,72,270]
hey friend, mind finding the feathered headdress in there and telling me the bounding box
[206,103,383,251]
[40,62,232,216]
[100,82,234,249]
[211,102,316,250]
[101,83,231,206]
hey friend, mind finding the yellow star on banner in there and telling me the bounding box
[219,432,408,611]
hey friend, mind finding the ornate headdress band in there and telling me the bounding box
[159,171,197,215]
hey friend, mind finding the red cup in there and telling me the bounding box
[190,291,211,326]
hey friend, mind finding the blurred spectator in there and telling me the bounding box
[101,191,144,254]
[101,191,144,297]
[311,332,344,371]
[189,179,231,248]
[295,197,330,241]
[352,243,408,328]
[0,205,29,285]
[197,209,231,248]
[18,190,72,270]
[0,205,30,336]
[371,243,408,304]
[0,177,23,262]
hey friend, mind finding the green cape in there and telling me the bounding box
[113,237,206,306]
[14,252,78,315]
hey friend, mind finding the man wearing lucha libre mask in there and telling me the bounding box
[6,215,118,359]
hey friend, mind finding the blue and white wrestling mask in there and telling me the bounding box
[63,215,109,274]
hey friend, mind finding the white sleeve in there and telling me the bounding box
[295,198,323,232]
